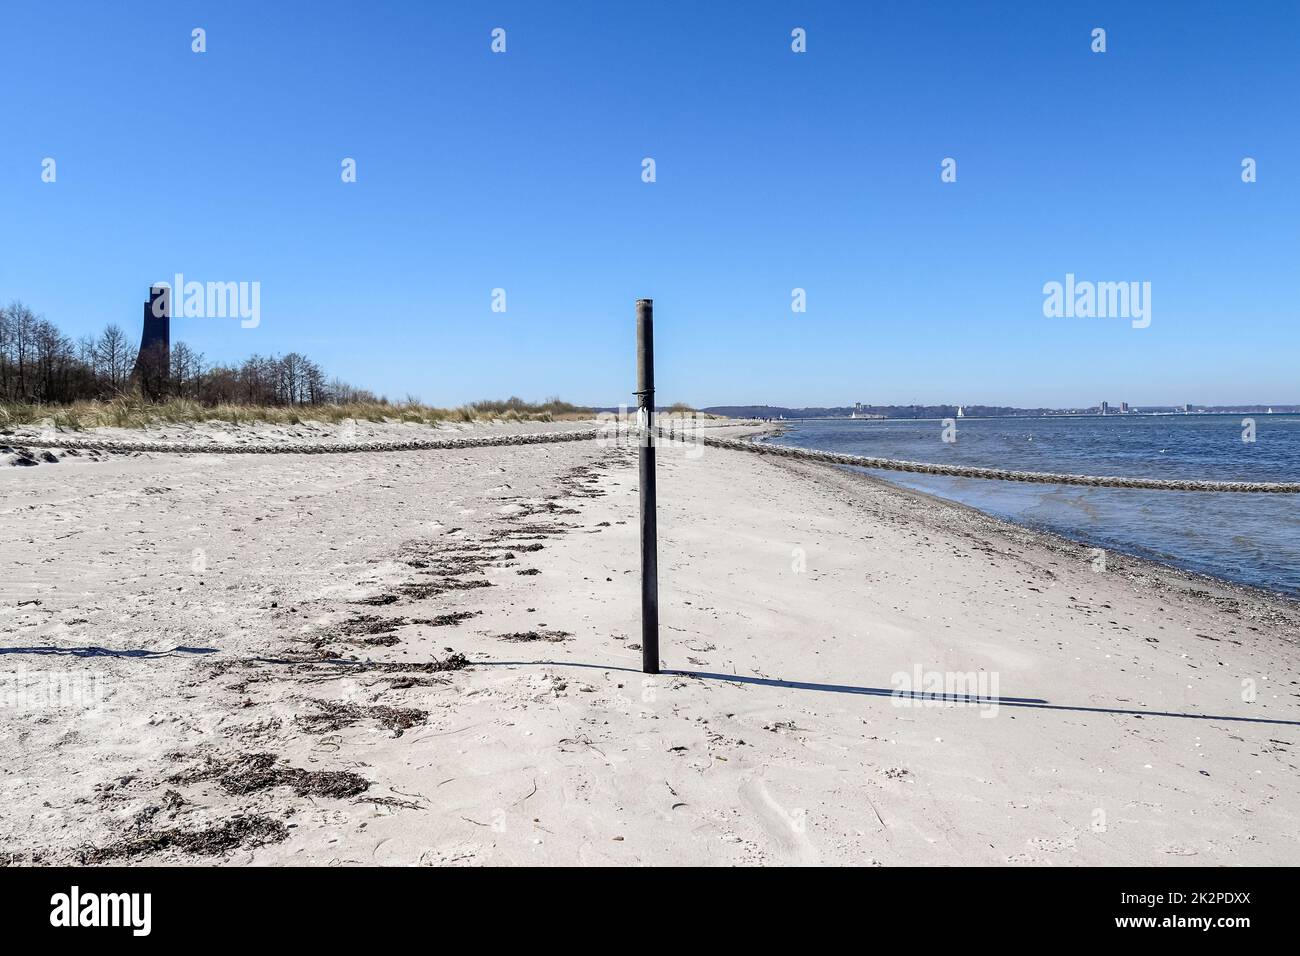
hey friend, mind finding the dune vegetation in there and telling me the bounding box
[0,395,592,431]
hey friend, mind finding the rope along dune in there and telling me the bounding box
[3,428,600,455]
[6,423,1300,493]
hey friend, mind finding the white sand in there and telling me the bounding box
[2,419,1298,865]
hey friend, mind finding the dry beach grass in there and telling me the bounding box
[0,395,593,431]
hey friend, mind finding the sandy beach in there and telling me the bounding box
[2,418,1298,866]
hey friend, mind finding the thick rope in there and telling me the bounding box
[652,427,1300,494]
[1,428,599,455]
[0,419,733,455]
[6,422,1299,493]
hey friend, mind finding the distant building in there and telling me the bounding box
[131,284,171,397]
[133,284,170,373]
[1119,401,1130,414]
[1183,403,1192,413]
[1099,401,1110,416]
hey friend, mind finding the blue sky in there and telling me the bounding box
[2,1,1296,408]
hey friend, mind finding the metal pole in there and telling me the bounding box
[636,298,660,674]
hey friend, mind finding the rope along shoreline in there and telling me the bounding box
[653,427,1300,494]
[6,423,1299,493]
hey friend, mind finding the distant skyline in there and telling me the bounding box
[2,1,1297,408]
[694,403,1300,418]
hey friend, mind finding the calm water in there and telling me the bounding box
[769,415,1300,596]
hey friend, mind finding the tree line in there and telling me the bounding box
[0,300,376,406]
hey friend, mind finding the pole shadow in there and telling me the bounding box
[478,659,1300,728]
[0,645,218,659]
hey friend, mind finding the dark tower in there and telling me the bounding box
[132,284,171,394]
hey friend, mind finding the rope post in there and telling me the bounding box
[636,298,660,674]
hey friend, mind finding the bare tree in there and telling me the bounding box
[135,342,169,400]
[0,303,13,399]
[0,297,369,409]
[96,324,131,393]
[8,304,38,399]
[169,341,204,399]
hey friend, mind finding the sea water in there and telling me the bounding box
[770,415,1300,596]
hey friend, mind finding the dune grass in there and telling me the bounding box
[0,396,593,431]
[468,395,590,417]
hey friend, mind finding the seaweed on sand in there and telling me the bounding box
[496,630,572,643]
[296,699,428,737]
[169,751,370,798]
[216,753,370,798]
[79,814,288,863]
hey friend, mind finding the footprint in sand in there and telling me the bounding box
[738,776,820,865]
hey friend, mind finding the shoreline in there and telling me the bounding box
[752,425,1300,605]
[841,463,1300,618]
[3,418,1298,865]
[827,461,1300,627]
